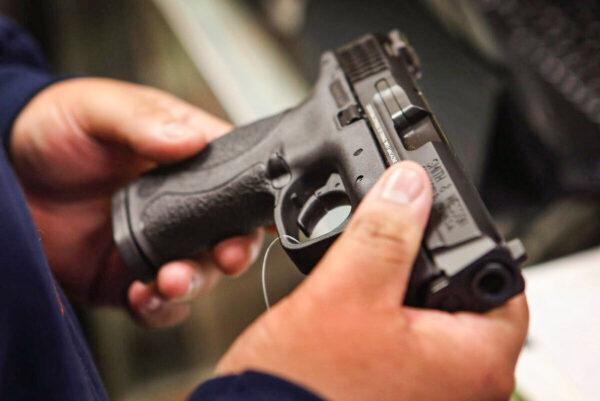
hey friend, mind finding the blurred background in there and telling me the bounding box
[0,1,599,400]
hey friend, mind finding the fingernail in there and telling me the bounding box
[160,121,196,140]
[174,272,205,303]
[248,240,263,266]
[141,295,163,315]
[381,166,424,204]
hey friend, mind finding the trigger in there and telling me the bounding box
[297,174,349,237]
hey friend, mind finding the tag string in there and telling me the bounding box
[261,235,300,310]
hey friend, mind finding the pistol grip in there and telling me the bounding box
[112,114,285,279]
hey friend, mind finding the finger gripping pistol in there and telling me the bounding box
[112,31,526,312]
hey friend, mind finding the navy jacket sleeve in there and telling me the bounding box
[0,16,57,148]
[190,371,325,401]
[0,15,112,401]
[0,15,325,401]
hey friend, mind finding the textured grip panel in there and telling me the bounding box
[143,166,273,263]
[135,116,282,200]
[116,114,284,275]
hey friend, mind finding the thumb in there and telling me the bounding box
[63,78,231,163]
[312,161,432,306]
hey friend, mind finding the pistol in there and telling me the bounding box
[112,31,525,312]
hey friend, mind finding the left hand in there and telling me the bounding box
[9,78,264,327]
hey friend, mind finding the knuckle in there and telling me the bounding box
[141,88,191,116]
[132,100,174,122]
[345,210,419,267]
[129,90,181,121]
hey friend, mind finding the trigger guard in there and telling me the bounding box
[297,173,349,237]
[274,176,349,274]
[280,225,346,274]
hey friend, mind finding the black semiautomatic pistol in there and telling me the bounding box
[112,31,526,312]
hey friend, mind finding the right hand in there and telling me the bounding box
[217,161,528,401]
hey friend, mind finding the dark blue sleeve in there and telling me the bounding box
[190,371,325,401]
[0,15,58,148]
[0,15,110,401]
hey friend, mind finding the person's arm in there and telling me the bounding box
[3,18,263,326]
[0,16,58,147]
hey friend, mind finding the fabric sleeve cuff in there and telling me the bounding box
[189,371,325,401]
[0,65,60,150]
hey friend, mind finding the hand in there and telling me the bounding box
[10,78,263,327]
[217,162,528,401]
